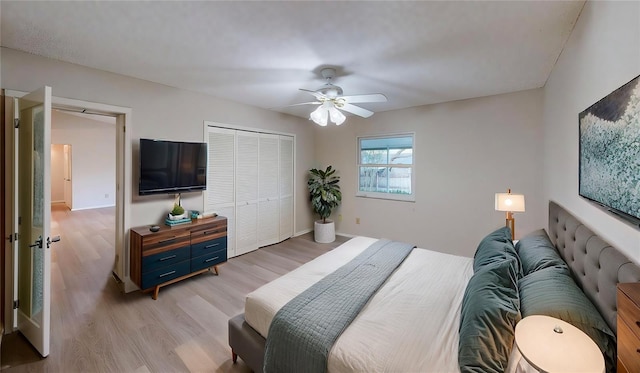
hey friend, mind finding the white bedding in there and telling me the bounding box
[245,236,475,373]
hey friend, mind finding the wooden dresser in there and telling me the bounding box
[130,216,227,299]
[617,282,640,373]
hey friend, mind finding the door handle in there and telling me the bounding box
[29,236,43,249]
[47,235,61,248]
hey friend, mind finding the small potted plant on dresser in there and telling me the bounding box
[308,165,342,243]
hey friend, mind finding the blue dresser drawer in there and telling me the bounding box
[191,236,227,258]
[141,260,190,289]
[142,246,190,274]
[191,248,227,272]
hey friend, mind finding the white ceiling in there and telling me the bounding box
[1,1,584,119]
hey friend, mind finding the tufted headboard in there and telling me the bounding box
[548,201,640,332]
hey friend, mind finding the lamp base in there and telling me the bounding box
[505,213,515,241]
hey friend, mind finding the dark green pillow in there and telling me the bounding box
[473,226,521,278]
[519,267,615,373]
[515,229,568,276]
[459,259,521,373]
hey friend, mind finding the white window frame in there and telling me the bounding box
[356,133,415,202]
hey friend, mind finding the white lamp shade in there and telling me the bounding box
[328,106,346,125]
[495,193,525,212]
[310,106,328,126]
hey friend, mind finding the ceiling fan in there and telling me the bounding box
[291,68,388,126]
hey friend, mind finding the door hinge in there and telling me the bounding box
[123,126,126,133]
[7,233,18,243]
[13,300,19,309]
[18,216,22,225]
[14,118,19,128]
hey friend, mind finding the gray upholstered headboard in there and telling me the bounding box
[548,201,640,332]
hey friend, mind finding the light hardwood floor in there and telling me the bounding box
[2,204,349,372]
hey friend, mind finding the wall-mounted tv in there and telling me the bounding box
[139,138,207,196]
[579,74,640,224]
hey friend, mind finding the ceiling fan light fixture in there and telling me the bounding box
[310,105,328,126]
[329,106,346,125]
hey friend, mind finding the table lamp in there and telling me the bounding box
[495,188,525,240]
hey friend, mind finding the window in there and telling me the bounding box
[357,134,414,201]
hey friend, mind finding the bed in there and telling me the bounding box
[228,201,640,372]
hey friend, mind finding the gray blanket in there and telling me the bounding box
[263,239,415,373]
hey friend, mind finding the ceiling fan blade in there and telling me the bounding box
[299,88,327,101]
[340,103,374,118]
[269,101,321,110]
[341,93,387,104]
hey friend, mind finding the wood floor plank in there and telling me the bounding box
[1,204,349,372]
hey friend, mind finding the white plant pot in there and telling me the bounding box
[314,220,335,243]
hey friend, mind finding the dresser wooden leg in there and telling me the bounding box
[152,286,160,300]
[213,265,219,275]
[232,351,238,363]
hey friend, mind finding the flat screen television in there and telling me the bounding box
[139,138,207,196]
[579,74,640,224]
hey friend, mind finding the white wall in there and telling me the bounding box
[51,110,116,210]
[0,48,315,234]
[50,144,65,203]
[315,89,544,257]
[542,0,640,261]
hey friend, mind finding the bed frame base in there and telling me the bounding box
[228,313,266,373]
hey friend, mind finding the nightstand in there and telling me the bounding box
[514,315,604,373]
[617,283,640,373]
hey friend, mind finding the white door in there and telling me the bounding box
[235,132,259,256]
[63,144,72,210]
[15,86,55,357]
[258,134,279,247]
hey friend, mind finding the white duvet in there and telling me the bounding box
[245,236,475,373]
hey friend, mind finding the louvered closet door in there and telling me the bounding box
[205,127,236,256]
[279,135,294,241]
[258,134,280,247]
[235,132,259,256]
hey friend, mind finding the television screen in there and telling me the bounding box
[579,74,640,222]
[139,138,207,195]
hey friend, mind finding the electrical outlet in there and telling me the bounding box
[338,214,343,221]
[104,193,109,198]
[356,217,360,224]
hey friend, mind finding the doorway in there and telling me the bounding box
[51,144,72,210]
[3,90,133,351]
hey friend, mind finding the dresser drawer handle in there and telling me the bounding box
[159,270,176,278]
[159,255,177,261]
[205,256,219,263]
[205,243,220,249]
[158,237,176,244]
[203,230,218,235]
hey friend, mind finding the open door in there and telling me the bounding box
[63,144,72,210]
[14,86,56,357]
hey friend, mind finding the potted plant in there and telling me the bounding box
[308,165,342,243]
[168,203,187,221]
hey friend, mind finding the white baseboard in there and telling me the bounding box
[71,203,115,211]
[293,228,312,237]
[335,231,357,238]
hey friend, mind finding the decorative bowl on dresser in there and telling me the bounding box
[130,216,227,299]
[617,282,640,373]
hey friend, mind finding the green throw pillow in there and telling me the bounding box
[459,259,521,373]
[519,267,616,373]
[515,229,568,276]
[473,226,522,278]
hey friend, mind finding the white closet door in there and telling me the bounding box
[279,136,294,241]
[258,134,280,247]
[205,127,236,256]
[235,132,259,255]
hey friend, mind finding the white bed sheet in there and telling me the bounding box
[245,236,475,373]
